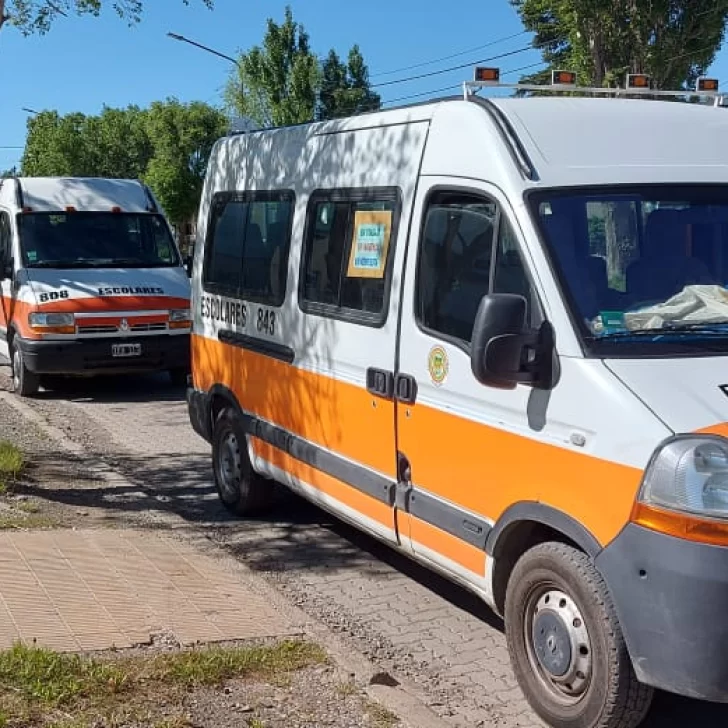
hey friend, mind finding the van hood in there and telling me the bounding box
[605,357,728,436]
[25,266,190,309]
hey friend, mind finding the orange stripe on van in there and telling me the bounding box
[195,332,643,548]
[36,295,190,313]
[408,515,486,574]
[2,294,188,339]
[696,423,728,438]
[397,402,643,547]
[251,437,394,529]
[192,333,397,478]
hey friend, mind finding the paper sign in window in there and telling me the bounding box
[346,210,393,279]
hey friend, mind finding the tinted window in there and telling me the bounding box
[532,185,728,356]
[19,213,179,268]
[417,192,533,343]
[0,213,11,264]
[300,190,399,323]
[203,192,294,306]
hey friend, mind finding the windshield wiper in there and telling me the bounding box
[591,325,728,339]
[28,260,96,268]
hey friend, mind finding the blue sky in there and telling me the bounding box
[1,0,727,172]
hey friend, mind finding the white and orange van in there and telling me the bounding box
[0,177,192,395]
[187,70,728,728]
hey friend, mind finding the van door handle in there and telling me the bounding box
[394,373,418,404]
[366,367,394,399]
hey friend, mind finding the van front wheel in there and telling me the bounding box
[10,343,40,397]
[504,542,653,728]
[211,407,275,516]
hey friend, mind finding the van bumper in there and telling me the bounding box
[596,523,728,702]
[17,334,190,376]
[187,386,212,442]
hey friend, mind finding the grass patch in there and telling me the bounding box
[0,639,326,726]
[0,441,23,492]
[365,699,400,728]
[0,512,59,530]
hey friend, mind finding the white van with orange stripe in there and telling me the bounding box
[187,71,728,728]
[0,177,191,395]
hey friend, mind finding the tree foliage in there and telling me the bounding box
[0,0,212,35]
[511,0,728,89]
[318,46,381,121]
[225,5,380,127]
[21,100,227,227]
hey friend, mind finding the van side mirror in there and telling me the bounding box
[470,293,555,390]
[184,255,193,277]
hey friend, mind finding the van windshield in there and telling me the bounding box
[19,212,180,269]
[530,185,728,356]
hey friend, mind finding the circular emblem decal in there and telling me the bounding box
[428,345,449,387]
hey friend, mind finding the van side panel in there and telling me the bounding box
[193,118,431,538]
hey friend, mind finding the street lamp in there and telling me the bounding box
[166,32,245,116]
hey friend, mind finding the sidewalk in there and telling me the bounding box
[0,528,298,652]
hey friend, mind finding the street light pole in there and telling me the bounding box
[166,32,245,118]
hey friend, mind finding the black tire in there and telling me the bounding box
[168,368,189,387]
[504,542,653,728]
[10,342,40,397]
[211,407,275,516]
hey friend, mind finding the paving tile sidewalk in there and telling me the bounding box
[0,528,299,652]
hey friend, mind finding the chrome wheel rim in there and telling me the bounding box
[524,585,593,705]
[217,428,241,502]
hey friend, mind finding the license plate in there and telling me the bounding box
[111,343,141,358]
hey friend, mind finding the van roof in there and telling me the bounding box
[487,96,728,185]
[2,177,154,213]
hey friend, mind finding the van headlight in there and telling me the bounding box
[639,437,728,518]
[28,312,75,329]
[169,309,191,322]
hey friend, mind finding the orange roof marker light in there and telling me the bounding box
[111,206,122,213]
[474,67,500,84]
[65,205,76,213]
[697,77,720,93]
[463,67,727,107]
[626,73,651,90]
[552,70,577,87]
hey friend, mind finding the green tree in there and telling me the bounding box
[21,110,92,175]
[225,6,379,127]
[143,99,227,227]
[511,0,728,90]
[225,5,318,128]
[1,0,213,36]
[20,100,226,229]
[317,46,381,121]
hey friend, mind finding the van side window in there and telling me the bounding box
[416,192,534,344]
[0,212,11,264]
[300,188,401,325]
[203,191,294,306]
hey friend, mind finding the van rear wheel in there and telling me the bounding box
[211,407,275,516]
[10,342,40,397]
[504,542,653,728]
